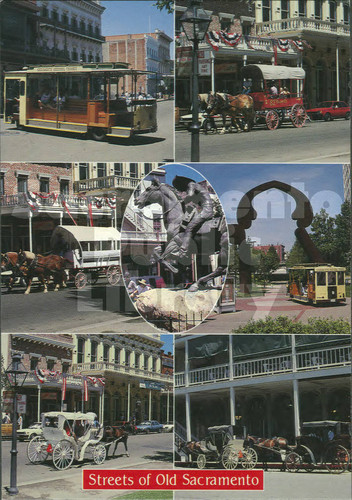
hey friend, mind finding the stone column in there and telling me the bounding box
[185,393,191,442]
[292,379,300,437]
[148,390,152,420]
[289,1,299,17]
[271,1,282,21]
[229,387,236,425]
[322,0,330,21]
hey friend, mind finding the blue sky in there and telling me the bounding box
[101,1,174,39]
[183,163,345,251]
[161,334,173,354]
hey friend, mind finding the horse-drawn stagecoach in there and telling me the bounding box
[27,411,129,470]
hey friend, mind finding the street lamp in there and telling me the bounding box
[180,0,211,162]
[5,354,28,495]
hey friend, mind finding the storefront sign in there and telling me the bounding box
[42,392,58,400]
[139,380,162,391]
[199,62,211,76]
[33,220,55,231]
[215,63,238,74]
[17,394,27,414]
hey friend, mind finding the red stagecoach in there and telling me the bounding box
[241,64,306,130]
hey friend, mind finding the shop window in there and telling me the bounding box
[17,175,28,193]
[298,0,307,17]
[77,338,85,363]
[0,174,4,195]
[329,1,336,22]
[60,180,69,194]
[97,163,106,178]
[79,163,88,180]
[114,163,123,176]
[39,177,49,193]
[103,344,110,362]
[91,341,97,362]
[129,163,138,178]
[262,0,271,22]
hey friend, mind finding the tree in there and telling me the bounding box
[309,208,337,263]
[286,239,310,268]
[154,0,174,13]
[334,201,351,268]
[255,247,280,289]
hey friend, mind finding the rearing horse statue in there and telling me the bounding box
[135,179,228,291]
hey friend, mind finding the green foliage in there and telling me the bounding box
[228,244,239,274]
[286,239,310,267]
[310,208,337,262]
[233,316,351,334]
[154,0,174,14]
[334,201,352,268]
[255,246,280,288]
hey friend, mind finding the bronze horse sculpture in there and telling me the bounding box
[206,92,255,133]
[103,426,129,457]
[135,178,228,291]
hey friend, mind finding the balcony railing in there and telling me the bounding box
[40,17,104,41]
[0,40,70,60]
[73,361,173,384]
[23,372,86,388]
[74,176,140,193]
[175,345,351,387]
[0,193,112,212]
[256,17,350,37]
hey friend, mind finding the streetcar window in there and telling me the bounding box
[316,272,326,286]
[337,271,345,285]
[327,272,336,285]
[102,241,112,250]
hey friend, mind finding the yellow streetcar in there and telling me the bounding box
[288,264,346,305]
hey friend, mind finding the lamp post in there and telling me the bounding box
[5,353,28,495]
[180,0,211,162]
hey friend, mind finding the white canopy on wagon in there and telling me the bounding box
[242,64,305,81]
[43,411,97,423]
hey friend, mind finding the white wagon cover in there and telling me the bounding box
[243,64,305,80]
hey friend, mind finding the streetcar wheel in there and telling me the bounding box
[27,436,48,464]
[93,444,107,465]
[196,454,206,469]
[242,447,258,469]
[265,110,280,130]
[75,272,88,289]
[91,127,107,141]
[324,445,350,474]
[285,451,302,472]
[107,265,121,286]
[291,104,306,128]
[221,448,239,469]
[52,440,75,470]
[324,113,332,122]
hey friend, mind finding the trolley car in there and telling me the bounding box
[288,264,346,305]
[241,64,306,130]
[4,62,157,140]
[50,225,121,289]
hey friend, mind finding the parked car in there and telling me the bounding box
[17,423,42,441]
[162,422,174,433]
[306,101,350,121]
[136,420,163,433]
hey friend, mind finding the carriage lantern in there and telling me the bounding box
[180,0,211,162]
[5,354,28,495]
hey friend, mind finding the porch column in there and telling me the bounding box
[37,385,41,422]
[29,210,33,252]
[229,335,234,379]
[59,212,63,225]
[292,379,300,437]
[166,389,170,423]
[185,393,191,441]
[185,339,189,387]
[211,51,215,92]
[229,386,236,425]
[336,40,340,101]
[127,382,131,421]
[101,388,105,424]
[148,390,152,420]
[242,54,247,67]
[266,393,272,436]
[99,390,102,422]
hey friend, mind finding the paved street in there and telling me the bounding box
[2,432,173,500]
[175,119,350,163]
[174,470,352,500]
[0,100,174,163]
[191,284,351,333]
[1,282,157,333]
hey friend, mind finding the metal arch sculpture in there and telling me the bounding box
[231,180,324,293]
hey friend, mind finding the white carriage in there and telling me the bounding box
[27,411,106,470]
[51,225,121,289]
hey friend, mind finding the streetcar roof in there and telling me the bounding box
[4,62,156,76]
[51,225,120,246]
[288,264,346,271]
[241,64,305,80]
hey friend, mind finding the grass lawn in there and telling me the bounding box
[113,491,173,500]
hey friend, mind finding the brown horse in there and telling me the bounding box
[103,426,129,457]
[207,92,255,133]
[245,435,289,471]
[18,252,68,294]
[1,252,34,292]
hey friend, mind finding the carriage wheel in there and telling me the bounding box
[285,451,302,472]
[27,436,48,464]
[290,104,306,128]
[52,440,75,470]
[265,110,280,130]
[324,445,350,474]
[106,265,121,286]
[221,448,239,469]
[196,454,207,469]
[93,443,107,465]
[241,447,258,469]
[74,272,88,289]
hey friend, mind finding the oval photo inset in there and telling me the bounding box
[121,164,229,332]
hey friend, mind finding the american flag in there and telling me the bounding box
[83,377,89,402]
[62,373,67,401]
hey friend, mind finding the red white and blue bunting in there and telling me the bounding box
[290,40,304,52]
[219,31,241,47]
[34,368,46,384]
[205,31,221,51]
[277,39,290,52]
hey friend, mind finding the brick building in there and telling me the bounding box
[253,244,285,262]
[103,30,173,96]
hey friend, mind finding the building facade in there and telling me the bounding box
[103,30,173,96]
[175,0,349,108]
[35,0,105,63]
[253,244,285,262]
[175,334,350,447]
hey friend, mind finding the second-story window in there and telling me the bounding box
[80,19,86,32]
[329,1,336,22]
[39,177,49,193]
[144,163,152,175]
[47,359,55,370]
[298,0,307,17]
[30,357,39,371]
[144,355,149,370]
[17,175,28,193]
[262,0,271,22]
[62,13,68,25]
[77,338,85,363]
[281,0,289,19]
[129,163,138,178]
[103,344,109,362]
[0,173,4,195]
[220,17,232,32]
[79,163,88,180]
[114,163,123,176]
[315,0,322,19]
[343,3,350,24]
[135,353,140,368]
[62,362,69,373]
[52,9,58,22]
[114,347,120,364]
[88,23,93,35]
[97,163,106,178]
[152,357,157,372]
[125,350,130,366]
[91,341,97,362]
[60,179,69,194]
[42,5,49,17]
[72,17,77,29]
